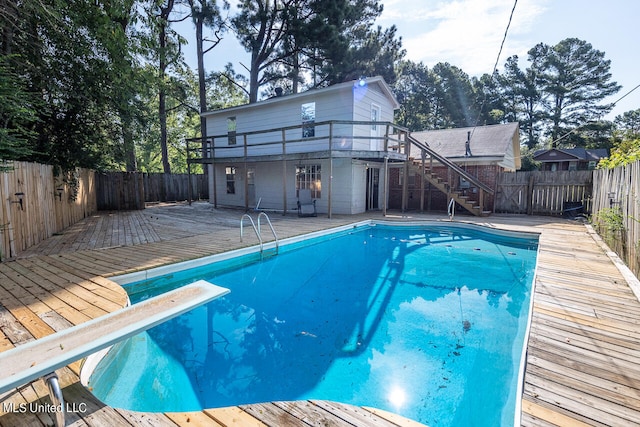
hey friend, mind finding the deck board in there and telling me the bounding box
[1,204,640,426]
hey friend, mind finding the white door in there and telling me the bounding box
[247,166,256,207]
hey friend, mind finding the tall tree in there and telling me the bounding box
[529,38,620,147]
[431,63,476,128]
[232,0,402,101]
[393,60,437,131]
[232,0,295,103]
[498,55,545,148]
[471,72,506,126]
[0,56,35,169]
[187,0,227,143]
[615,109,640,139]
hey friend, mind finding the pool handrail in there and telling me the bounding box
[0,280,230,427]
[240,213,262,248]
[257,212,279,254]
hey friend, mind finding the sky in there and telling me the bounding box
[186,0,639,120]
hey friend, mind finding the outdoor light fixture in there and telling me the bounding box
[12,192,24,210]
[608,191,620,208]
[56,187,64,201]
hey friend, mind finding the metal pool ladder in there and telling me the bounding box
[240,212,279,257]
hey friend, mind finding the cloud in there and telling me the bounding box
[379,0,549,76]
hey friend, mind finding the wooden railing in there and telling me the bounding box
[185,120,410,162]
[186,121,496,216]
[403,133,494,216]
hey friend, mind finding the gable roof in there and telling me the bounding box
[533,148,608,162]
[411,123,521,170]
[201,76,400,117]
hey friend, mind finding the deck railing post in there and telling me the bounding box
[211,137,218,209]
[243,134,249,211]
[383,155,389,216]
[328,122,333,219]
[282,129,287,215]
[420,149,426,212]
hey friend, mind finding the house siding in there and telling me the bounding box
[206,88,358,158]
[210,158,377,215]
[202,77,399,215]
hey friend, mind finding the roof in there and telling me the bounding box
[533,148,609,162]
[411,123,521,169]
[201,76,400,117]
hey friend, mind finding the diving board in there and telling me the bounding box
[0,280,229,426]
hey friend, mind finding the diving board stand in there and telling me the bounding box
[0,280,229,427]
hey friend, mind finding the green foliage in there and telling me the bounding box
[518,146,542,171]
[393,37,622,157]
[0,0,631,177]
[232,0,402,101]
[614,109,640,140]
[593,208,625,232]
[597,138,640,169]
[527,38,620,147]
[0,56,37,169]
[592,208,626,257]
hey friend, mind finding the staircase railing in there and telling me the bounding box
[406,133,494,195]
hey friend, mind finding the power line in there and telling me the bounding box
[470,0,518,139]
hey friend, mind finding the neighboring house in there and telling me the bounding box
[195,76,405,215]
[393,123,521,212]
[533,148,608,171]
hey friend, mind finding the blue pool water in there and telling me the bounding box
[88,222,539,426]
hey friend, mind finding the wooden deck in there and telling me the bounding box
[1,203,640,426]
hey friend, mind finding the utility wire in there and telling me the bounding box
[470,0,518,140]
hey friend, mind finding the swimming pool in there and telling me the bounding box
[85,221,539,426]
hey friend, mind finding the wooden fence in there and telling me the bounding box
[0,162,96,260]
[495,170,594,215]
[592,162,640,275]
[96,172,208,210]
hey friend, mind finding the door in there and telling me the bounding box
[366,167,380,210]
[247,166,256,207]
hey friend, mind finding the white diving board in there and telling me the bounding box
[0,280,229,426]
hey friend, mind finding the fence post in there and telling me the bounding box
[526,174,535,215]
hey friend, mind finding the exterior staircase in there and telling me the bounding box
[405,134,494,217]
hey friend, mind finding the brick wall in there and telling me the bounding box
[388,164,498,213]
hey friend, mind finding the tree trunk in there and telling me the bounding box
[249,50,260,103]
[159,1,174,174]
[195,12,208,165]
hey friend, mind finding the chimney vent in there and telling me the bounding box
[465,131,472,157]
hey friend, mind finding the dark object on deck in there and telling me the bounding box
[563,201,584,218]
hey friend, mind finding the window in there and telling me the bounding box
[301,102,315,138]
[296,164,321,198]
[227,117,236,145]
[225,166,236,194]
[371,104,380,131]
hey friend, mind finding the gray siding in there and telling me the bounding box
[210,158,376,215]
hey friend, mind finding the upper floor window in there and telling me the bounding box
[227,117,237,145]
[301,102,315,138]
[371,104,380,131]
